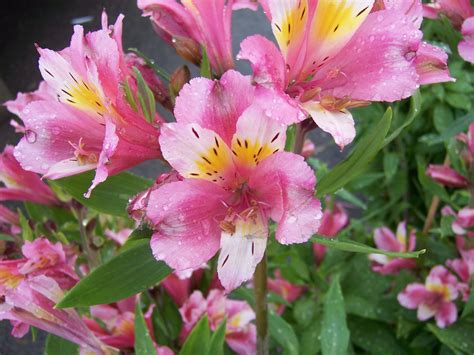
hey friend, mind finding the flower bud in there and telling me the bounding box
[426,165,469,188]
[170,65,191,98]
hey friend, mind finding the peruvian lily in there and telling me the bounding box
[146,70,322,291]
[0,145,59,205]
[180,289,256,354]
[452,208,474,237]
[424,0,474,63]
[398,265,459,328]
[426,164,470,188]
[369,222,417,275]
[238,0,453,149]
[0,274,109,353]
[446,248,474,301]
[312,200,349,264]
[137,0,257,76]
[0,204,21,237]
[161,269,204,307]
[104,228,133,246]
[267,270,304,314]
[6,12,162,196]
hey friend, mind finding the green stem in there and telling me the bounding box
[77,208,99,269]
[254,253,268,355]
[293,123,306,154]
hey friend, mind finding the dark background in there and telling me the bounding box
[0,1,340,353]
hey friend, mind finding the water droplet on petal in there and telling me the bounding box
[25,130,37,143]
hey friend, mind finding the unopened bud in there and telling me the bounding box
[174,37,202,66]
[170,65,191,98]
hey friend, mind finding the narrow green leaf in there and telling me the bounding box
[384,91,421,146]
[269,310,299,355]
[57,239,171,308]
[462,283,474,317]
[422,110,474,146]
[52,171,152,217]
[44,334,79,355]
[122,79,138,111]
[18,210,33,241]
[321,275,349,355]
[135,300,157,355]
[334,189,367,209]
[121,226,153,252]
[128,48,171,82]
[284,124,297,152]
[312,236,425,258]
[428,321,474,354]
[134,67,156,124]
[200,46,211,78]
[317,108,392,195]
[209,319,227,355]
[179,316,211,355]
[0,234,14,241]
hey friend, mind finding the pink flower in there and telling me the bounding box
[162,269,204,307]
[104,228,133,246]
[369,222,417,275]
[137,0,257,76]
[452,208,474,237]
[6,13,162,197]
[180,289,256,354]
[398,265,459,328]
[301,139,316,159]
[426,164,470,188]
[0,204,21,236]
[146,70,322,291]
[0,145,58,205]
[239,0,452,149]
[0,275,108,353]
[446,252,474,301]
[268,270,304,314]
[423,0,474,63]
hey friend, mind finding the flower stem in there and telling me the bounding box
[293,124,306,154]
[254,253,268,355]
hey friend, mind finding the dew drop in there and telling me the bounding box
[25,130,37,143]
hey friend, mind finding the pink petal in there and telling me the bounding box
[435,302,458,328]
[426,164,469,188]
[250,152,322,244]
[374,227,402,252]
[147,180,227,271]
[459,17,474,63]
[417,303,437,321]
[159,123,237,188]
[371,258,417,275]
[174,70,255,145]
[302,102,355,149]
[318,202,349,237]
[398,283,431,309]
[226,324,257,355]
[4,81,53,117]
[415,42,453,85]
[237,35,286,90]
[233,0,259,11]
[217,215,268,292]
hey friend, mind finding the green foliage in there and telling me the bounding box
[44,334,78,355]
[180,316,211,355]
[135,300,157,355]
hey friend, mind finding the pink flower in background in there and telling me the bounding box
[146,70,322,291]
[446,249,474,300]
[137,0,257,76]
[162,269,204,307]
[452,208,474,237]
[398,265,459,328]
[423,0,474,63]
[369,222,417,275]
[0,275,108,353]
[0,205,21,236]
[426,164,470,188]
[6,13,163,197]
[104,228,133,246]
[180,289,256,354]
[268,270,304,314]
[301,139,316,159]
[239,0,452,149]
[0,145,58,206]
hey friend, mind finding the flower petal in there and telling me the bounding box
[374,226,401,252]
[415,42,453,85]
[147,180,227,271]
[398,283,430,309]
[459,17,474,64]
[435,302,458,328]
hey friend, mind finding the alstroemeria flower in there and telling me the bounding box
[452,208,474,237]
[146,70,322,291]
[0,145,58,205]
[398,265,459,328]
[426,164,470,188]
[0,204,21,237]
[424,0,474,63]
[369,222,417,275]
[239,0,453,149]
[6,13,162,196]
[268,270,304,314]
[0,275,109,353]
[162,269,204,307]
[180,289,256,354]
[137,0,257,76]
[104,228,133,246]
[446,248,474,301]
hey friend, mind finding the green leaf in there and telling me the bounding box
[122,78,138,111]
[428,321,474,354]
[293,298,316,327]
[44,334,79,355]
[128,48,171,82]
[285,124,297,152]
[135,300,157,355]
[209,319,227,355]
[300,319,321,355]
[121,226,153,252]
[334,189,367,209]
[133,67,156,124]
[269,310,299,355]
[312,236,425,258]
[180,316,211,355]
[422,110,474,146]
[200,46,211,78]
[52,171,152,217]
[321,275,349,355]
[462,283,474,318]
[384,90,421,146]
[57,239,171,308]
[317,108,392,195]
[18,210,33,241]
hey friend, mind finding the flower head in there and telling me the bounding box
[426,164,470,188]
[369,222,417,274]
[146,70,322,291]
[239,0,453,149]
[398,265,459,328]
[268,270,304,314]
